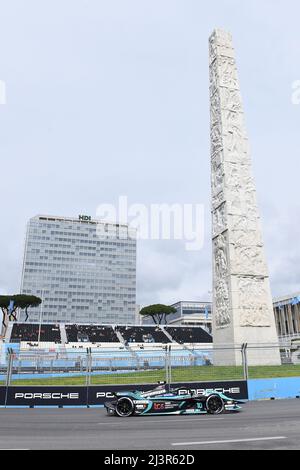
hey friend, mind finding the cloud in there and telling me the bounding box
[0,0,299,309]
[137,239,211,306]
[263,204,300,298]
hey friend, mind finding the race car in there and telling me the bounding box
[104,382,243,417]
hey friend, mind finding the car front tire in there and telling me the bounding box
[115,397,135,417]
[205,394,224,415]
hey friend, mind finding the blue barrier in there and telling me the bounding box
[248,377,300,400]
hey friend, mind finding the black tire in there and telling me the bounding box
[115,397,135,417]
[205,394,224,415]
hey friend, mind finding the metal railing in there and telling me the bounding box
[279,333,300,345]
[1,343,300,388]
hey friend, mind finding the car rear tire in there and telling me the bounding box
[115,397,135,417]
[205,394,224,415]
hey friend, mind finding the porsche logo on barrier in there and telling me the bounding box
[14,393,79,400]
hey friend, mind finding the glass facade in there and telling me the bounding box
[168,302,212,325]
[20,215,137,324]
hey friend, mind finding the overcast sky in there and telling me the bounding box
[0,0,299,307]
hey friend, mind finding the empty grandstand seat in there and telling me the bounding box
[165,327,212,344]
[65,325,119,343]
[9,323,212,347]
[10,323,61,343]
[117,326,169,344]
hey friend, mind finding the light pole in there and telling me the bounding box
[206,291,213,333]
[38,288,45,344]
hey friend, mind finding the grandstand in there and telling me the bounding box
[10,323,61,344]
[65,325,119,343]
[117,326,169,345]
[165,326,212,345]
[4,322,212,352]
[0,322,213,380]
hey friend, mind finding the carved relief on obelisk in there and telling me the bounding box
[210,29,280,365]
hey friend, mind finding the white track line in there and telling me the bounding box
[99,417,225,425]
[172,436,287,447]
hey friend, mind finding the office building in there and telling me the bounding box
[142,301,212,332]
[20,215,136,324]
[273,293,300,338]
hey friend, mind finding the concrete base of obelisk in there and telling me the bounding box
[213,327,281,367]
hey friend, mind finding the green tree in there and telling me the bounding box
[16,295,42,322]
[139,304,177,325]
[0,295,42,327]
[0,296,13,326]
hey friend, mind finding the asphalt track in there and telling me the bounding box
[0,399,299,450]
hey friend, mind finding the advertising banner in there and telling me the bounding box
[0,386,88,407]
[0,381,248,407]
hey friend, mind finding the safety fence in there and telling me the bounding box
[1,343,300,387]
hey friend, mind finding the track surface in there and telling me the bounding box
[0,400,299,450]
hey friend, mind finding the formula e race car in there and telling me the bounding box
[104,382,243,417]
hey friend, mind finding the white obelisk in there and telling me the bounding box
[210,29,280,365]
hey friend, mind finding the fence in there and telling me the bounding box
[1,343,300,388]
